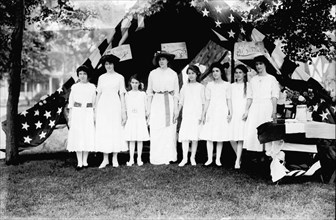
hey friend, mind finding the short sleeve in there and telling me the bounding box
[119,75,126,94]
[205,83,211,100]
[271,77,280,99]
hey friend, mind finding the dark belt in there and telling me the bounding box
[74,102,93,108]
[153,91,174,127]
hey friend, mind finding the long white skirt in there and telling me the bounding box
[243,99,273,152]
[95,93,127,153]
[149,93,177,165]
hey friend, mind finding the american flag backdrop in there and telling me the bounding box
[4,0,334,150]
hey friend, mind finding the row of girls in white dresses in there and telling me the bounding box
[67,63,279,168]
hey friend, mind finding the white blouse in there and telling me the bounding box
[146,67,179,98]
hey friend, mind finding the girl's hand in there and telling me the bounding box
[199,115,204,125]
[121,112,127,126]
[202,115,207,124]
[173,109,179,124]
[227,114,232,123]
[242,112,248,121]
[272,112,277,123]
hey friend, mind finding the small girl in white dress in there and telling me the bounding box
[67,65,96,170]
[228,64,249,169]
[178,65,205,167]
[124,75,150,166]
[200,62,232,166]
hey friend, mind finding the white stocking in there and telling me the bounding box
[76,151,83,167]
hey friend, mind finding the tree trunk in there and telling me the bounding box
[6,0,25,165]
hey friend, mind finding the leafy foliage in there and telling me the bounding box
[0,0,94,81]
[248,0,336,63]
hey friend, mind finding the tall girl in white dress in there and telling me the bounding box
[243,55,279,152]
[178,65,205,167]
[95,54,128,168]
[147,51,179,165]
[200,62,232,166]
[67,65,96,170]
[124,75,150,166]
[228,64,248,169]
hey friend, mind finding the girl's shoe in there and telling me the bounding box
[137,161,143,166]
[215,160,222,167]
[112,163,119,168]
[98,161,108,169]
[126,161,134,166]
[204,160,213,166]
[190,158,196,166]
[234,161,241,169]
[178,160,187,167]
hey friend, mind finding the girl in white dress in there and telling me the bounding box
[243,55,279,152]
[228,64,248,169]
[200,62,232,166]
[124,75,150,166]
[178,65,205,167]
[67,65,96,170]
[95,54,128,168]
[147,51,179,165]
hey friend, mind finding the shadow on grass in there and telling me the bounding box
[0,142,334,219]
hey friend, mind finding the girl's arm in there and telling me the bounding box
[119,77,127,126]
[226,84,233,123]
[120,92,127,126]
[271,97,278,122]
[202,84,210,124]
[146,72,153,118]
[172,73,180,123]
[67,86,75,126]
[242,98,252,121]
[177,86,184,120]
[227,98,233,123]
[202,99,210,124]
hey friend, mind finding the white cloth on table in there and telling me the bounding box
[67,82,96,152]
[95,73,128,153]
[178,82,205,142]
[228,82,248,141]
[123,90,150,141]
[243,74,279,152]
[199,81,231,142]
[285,121,305,133]
[147,67,179,165]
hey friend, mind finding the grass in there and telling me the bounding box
[0,149,335,219]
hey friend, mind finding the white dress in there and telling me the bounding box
[199,81,231,141]
[243,74,279,152]
[228,82,248,141]
[67,82,96,152]
[95,73,128,153]
[124,90,150,141]
[178,82,205,142]
[147,67,179,165]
